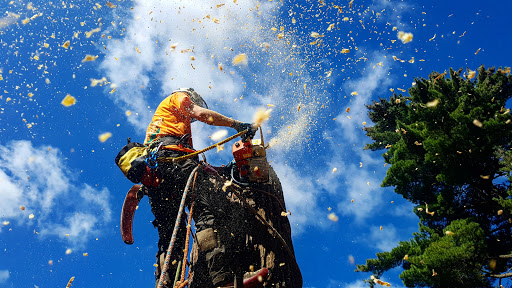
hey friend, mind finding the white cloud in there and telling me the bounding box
[100,0,278,131]
[0,270,8,284]
[341,280,367,288]
[368,0,414,30]
[337,166,385,222]
[99,0,333,232]
[0,12,20,30]
[336,54,392,142]
[100,0,326,156]
[369,224,399,252]
[314,53,395,222]
[0,141,111,247]
[272,163,325,234]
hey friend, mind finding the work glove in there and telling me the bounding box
[232,120,258,141]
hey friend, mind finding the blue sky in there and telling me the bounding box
[1,0,511,287]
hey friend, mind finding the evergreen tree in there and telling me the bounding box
[357,66,512,287]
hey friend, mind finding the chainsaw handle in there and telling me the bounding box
[121,184,141,245]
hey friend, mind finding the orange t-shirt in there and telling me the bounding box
[144,92,195,152]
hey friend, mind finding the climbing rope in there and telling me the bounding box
[157,164,201,288]
[158,130,247,163]
[179,173,198,284]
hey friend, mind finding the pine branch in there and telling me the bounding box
[489,272,512,279]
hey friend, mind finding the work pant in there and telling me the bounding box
[146,150,198,288]
[191,177,254,287]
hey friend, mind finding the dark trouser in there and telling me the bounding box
[146,150,198,288]
[191,176,254,287]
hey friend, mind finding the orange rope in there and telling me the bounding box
[179,172,197,285]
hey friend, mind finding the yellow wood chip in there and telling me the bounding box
[327,213,339,222]
[81,55,98,62]
[222,180,232,192]
[398,31,413,44]
[341,48,350,53]
[211,130,228,141]
[498,210,504,215]
[85,27,101,38]
[66,276,75,288]
[467,70,476,79]
[350,91,358,96]
[62,40,71,49]
[332,167,337,173]
[371,275,391,287]
[90,77,107,87]
[65,249,72,255]
[83,253,88,256]
[232,53,248,65]
[61,94,76,107]
[135,47,141,54]
[253,108,271,125]
[425,203,435,216]
[98,132,112,143]
[473,119,483,128]
[475,48,481,55]
[106,2,116,8]
[327,23,335,31]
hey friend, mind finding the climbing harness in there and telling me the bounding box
[146,142,164,169]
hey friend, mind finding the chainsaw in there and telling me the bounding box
[231,127,270,183]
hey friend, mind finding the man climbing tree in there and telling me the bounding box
[141,88,256,288]
[357,66,512,287]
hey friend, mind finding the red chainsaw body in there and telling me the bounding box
[232,139,269,182]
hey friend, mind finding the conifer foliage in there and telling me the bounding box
[357,66,512,287]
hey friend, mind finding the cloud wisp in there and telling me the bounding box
[0,141,111,248]
[99,0,334,232]
[0,270,8,284]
